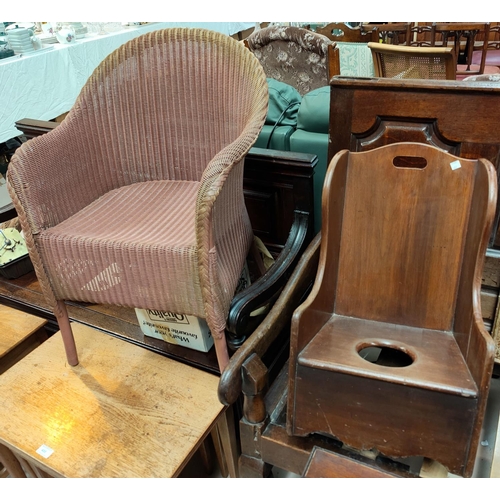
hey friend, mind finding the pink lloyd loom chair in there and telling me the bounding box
[7,28,269,372]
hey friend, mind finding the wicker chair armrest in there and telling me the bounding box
[8,120,116,232]
[194,117,267,316]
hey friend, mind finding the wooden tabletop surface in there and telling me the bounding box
[0,303,47,358]
[0,322,224,477]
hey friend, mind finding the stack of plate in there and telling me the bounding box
[6,26,35,54]
[38,32,58,44]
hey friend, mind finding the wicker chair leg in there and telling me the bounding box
[214,333,230,373]
[54,300,79,366]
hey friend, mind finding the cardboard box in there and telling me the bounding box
[136,262,251,352]
[135,309,214,352]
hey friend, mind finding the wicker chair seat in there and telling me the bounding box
[37,180,207,315]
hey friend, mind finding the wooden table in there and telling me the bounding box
[0,303,47,375]
[0,323,226,477]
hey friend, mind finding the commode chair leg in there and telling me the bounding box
[54,300,79,366]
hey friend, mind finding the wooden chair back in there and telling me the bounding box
[409,23,433,46]
[315,23,378,43]
[368,42,456,80]
[326,144,492,329]
[431,23,491,76]
[362,23,412,45]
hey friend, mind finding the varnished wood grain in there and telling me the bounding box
[0,304,47,357]
[288,144,496,477]
[292,364,477,474]
[0,323,224,478]
[299,316,477,395]
[335,145,473,330]
[303,447,406,478]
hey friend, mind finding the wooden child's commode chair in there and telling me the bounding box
[287,142,497,477]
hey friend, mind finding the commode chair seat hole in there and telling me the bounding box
[357,343,414,368]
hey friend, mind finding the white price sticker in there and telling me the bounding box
[450,160,461,170]
[36,444,54,458]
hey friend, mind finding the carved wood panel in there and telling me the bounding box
[329,77,500,247]
[352,118,461,155]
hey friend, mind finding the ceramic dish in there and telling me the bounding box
[5,22,36,32]
[39,34,58,44]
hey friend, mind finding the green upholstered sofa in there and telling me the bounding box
[289,86,330,234]
[256,79,330,234]
[249,29,375,233]
[254,78,302,151]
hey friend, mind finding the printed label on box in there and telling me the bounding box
[135,309,214,352]
[135,262,251,353]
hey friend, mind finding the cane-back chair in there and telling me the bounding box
[368,42,456,80]
[7,28,269,372]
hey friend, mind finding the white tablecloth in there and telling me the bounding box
[0,22,255,144]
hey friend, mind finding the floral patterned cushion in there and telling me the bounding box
[246,26,334,96]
